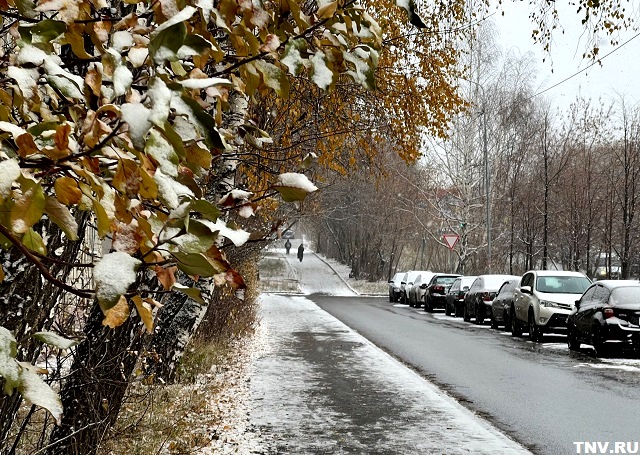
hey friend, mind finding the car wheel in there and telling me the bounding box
[592,324,609,358]
[528,311,544,342]
[389,292,393,303]
[463,304,470,322]
[445,302,451,316]
[511,307,522,337]
[475,301,484,325]
[490,311,498,330]
[425,296,433,313]
[567,325,580,351]
[455,303,462,318]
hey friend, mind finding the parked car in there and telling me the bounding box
[399,270,422,305]
[424,273,461,312]
[490,279,519,330]
[567,280,640,357]
[511,270,592,341]
[388,272,405,302]
[464,274,520,325]
[407,271,434,307]
[445,276,477,317]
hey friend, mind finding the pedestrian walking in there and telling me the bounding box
[297,244,304,262]
[285,240,291,254]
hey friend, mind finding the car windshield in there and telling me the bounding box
[610,287,640,306]
[535,276,591,294]
[499,281,518,294]
[435,277,457,285]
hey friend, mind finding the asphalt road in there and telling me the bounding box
[310,295,640,455]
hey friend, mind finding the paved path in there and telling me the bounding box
[248,250,531,454]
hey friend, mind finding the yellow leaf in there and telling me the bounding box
[102,295,130,328]
[54,177,83,205]
[139,168,158,199]
[0,264,4,282]
[22,228,47,255]
[93,198,111,238]
[317,1,337,19]
[84,66,102,96]
[66,26,94,59]
[132,295,154,333]
[113,158,141,196]
[45,195,79,240]
[154,265,177,290]
[10,180,45,234]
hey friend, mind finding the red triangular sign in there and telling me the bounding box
[443,234,459,250]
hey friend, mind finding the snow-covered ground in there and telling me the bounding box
[200,248,531,454]
[250,293,531,454]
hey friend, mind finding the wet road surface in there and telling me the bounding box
[251,294,531,454]
[311,295,640,455]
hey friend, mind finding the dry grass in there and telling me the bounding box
[99,250,262,455]
[99,337,251,454]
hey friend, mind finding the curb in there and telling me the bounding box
[310,252,360,296]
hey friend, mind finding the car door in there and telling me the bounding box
[575,285,601,335]
[466,278,482,314]
[514,273,533,321]
[447,278,461,308]
[411,274,422,302]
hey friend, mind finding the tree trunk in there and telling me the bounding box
[47,304,147,455]
[0,215,89,451]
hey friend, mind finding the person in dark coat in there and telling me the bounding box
[297,244,304,262]
[284,240,291,254]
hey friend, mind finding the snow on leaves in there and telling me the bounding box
[273,173,319,202]
[0,327,69,425]
[0,0,383,412]
[93,252,141,311]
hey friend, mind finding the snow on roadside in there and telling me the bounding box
[249,293,532,454]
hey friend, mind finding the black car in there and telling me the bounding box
[424,274,461,312]
[490,279,519,330]
[388,272,404,302]
[445,276,477,317]
[464,274,520,325]
[567,280,640,357]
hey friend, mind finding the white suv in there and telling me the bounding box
[511,270,591,341]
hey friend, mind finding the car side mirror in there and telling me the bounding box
[520,286,532,295]
[420,283,427,289]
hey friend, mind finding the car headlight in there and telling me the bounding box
[540,300,560,308]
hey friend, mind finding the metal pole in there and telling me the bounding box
[483,99,491,273]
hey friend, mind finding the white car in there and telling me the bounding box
[511,270,592,341]
[408,271,436,308]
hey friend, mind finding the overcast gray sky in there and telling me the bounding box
[495,2,640,113]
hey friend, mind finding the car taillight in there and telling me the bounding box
[482,292,491,301]
[604,308,615,319]
[433,285,444,293]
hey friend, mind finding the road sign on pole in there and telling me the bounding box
[443,234,459,250]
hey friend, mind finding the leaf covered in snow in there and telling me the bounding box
[94,252,141,311]
[273,173,318,202]
[33,331,80,350]
[0,327,20,394]
[17,361,63,426]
